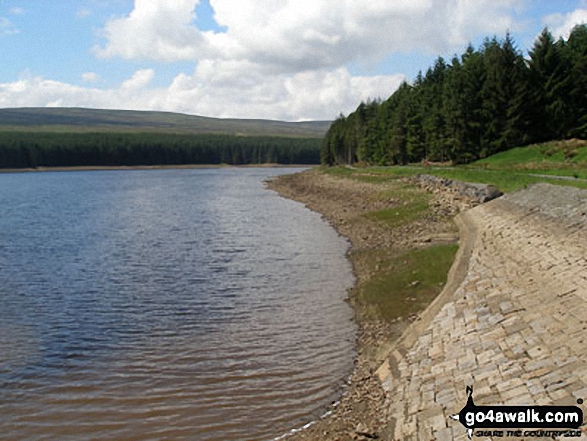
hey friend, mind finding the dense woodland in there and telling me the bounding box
[322,26,587,165]
[0,132,321,168]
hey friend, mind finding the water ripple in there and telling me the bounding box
[0,168,356,441]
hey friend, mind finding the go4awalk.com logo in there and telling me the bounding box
[450,386,585,438]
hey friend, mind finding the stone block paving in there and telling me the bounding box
[383,184,587,440]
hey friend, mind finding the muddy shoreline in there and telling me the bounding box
[266,168,465,440]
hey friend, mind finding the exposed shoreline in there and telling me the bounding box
[266,168,465,440]
[0,164,314,174]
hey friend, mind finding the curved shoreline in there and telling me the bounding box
[267,168,465,440]
[271,170,587,441]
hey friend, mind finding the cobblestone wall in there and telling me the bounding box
[377,183,587,440]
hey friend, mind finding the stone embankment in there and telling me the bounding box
[378,183,587,440]
[411,174,503,206]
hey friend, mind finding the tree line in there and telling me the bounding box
[322,25,587,165]
[0,132,321,168]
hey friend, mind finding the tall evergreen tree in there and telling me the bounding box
[528,28,572,140]
[565,24,587,138]
[320,27,587,167]
[420,58,448,161]
[405,73,427,161]
[443,56,469,162]
[480,35,529,156]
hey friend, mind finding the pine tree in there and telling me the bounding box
[528,28,572,140]
[405,73,426,161]
[443,56,468,163]
[319,27,583,167]
[565,24,587,138]
[421,58,448,161]
[480,35,529,157]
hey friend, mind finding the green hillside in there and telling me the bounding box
[320,139,587,193]
[473,139,587,168]
[424,139,587,189]
[0,107,331,138]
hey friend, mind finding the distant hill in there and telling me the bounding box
[0,107,331,138]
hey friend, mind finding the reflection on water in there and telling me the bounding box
[0,168,356,441]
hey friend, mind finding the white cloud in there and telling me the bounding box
[82,72,99,83]
[9,7,25,15]
[164,60,405,120]
[121,69,155,90]
[0,67,404,121]
[0,71,160,111]
[0,17,19,35]
[94,0,522,70]
[2,0,524,120]
[93,0,210,61]
[544,9,587,39]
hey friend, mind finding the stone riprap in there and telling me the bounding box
[378,183,587,440]
[412,174,504,205]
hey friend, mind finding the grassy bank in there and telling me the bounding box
[356,244,458,322]
[287,140,587,322]
[276,167,461,323]
[313,139,587,321]
[322,139,587,193]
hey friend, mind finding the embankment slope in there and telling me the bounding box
[382,183,587,440]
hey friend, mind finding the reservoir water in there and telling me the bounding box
[0,168,356,441]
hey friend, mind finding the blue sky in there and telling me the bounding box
[0,1,586,121]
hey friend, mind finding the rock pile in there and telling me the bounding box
[411,174,503,207]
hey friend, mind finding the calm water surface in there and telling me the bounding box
[0,168,356,441]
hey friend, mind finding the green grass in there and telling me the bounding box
[321,140,587,193]
[474,141,587,167]
[321,166,360,177]
[324,165,543,193]
[427,167,587,192]
[317,139,586,323]
[366,184,431,227]
[321,165,409,184]
[320,167,431,225]
[458,140,587,190]
[521,168,587,179]
[358,244,459,322]
[317,167,459,323]
[475,144,554,165]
